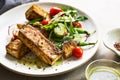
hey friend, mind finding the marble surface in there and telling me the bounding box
[0,0,120,80]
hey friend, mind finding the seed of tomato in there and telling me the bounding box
[41,19,50,25]
[72,47,83,58]
[50,7,63,16]
[73,21,82,28]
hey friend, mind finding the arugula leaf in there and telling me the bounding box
[49,30,53,40]
[28,18,43,25]
[43,22,57,30]
[69,10,78,17]
[68,14,75,36]
[59,6,75,11]
[76,16,88,21]
[73,34,82,43]
[63,36,73,41]
[54,42,63,49]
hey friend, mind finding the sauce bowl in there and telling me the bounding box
[85,59,120,80]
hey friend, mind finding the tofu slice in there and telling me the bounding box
[25,4,50,20]
[6,39,29,59]
[17,25,62,65]
[17,24,49,38]
[62,40,77,58]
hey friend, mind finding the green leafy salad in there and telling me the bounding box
[28,6,97,59]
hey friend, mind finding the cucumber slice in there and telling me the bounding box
[54,23,66,37]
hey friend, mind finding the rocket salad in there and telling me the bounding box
[28,6,97,58]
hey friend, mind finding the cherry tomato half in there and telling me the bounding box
[41,19,50,25]
[72,47,83,58]
[50,7,63,16]
[73,21,82,28]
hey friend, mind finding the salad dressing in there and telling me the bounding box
[88,66,120,80]
[18,54,64,69]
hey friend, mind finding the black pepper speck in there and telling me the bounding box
[29,67,31,70]
[43,68,46,71]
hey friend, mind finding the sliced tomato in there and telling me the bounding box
[41,18,50,25]
[72,47,83,58]
[50,7,63,16]
[73,21,82,28]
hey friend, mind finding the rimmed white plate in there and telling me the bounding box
[0,2,99,77]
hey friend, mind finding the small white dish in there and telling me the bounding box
[103,28,120,56]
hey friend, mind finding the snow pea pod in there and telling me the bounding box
[79,41,97,46]
[74,28,90,35]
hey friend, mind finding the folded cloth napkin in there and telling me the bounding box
[0,0,38,15]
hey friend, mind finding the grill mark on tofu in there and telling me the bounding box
[62,40,77,58]
[6,39,29,59]
[18,25,62,65]
[17,24,49,38]
[25,4,50,20]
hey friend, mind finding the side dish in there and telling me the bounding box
[6,4,97,66]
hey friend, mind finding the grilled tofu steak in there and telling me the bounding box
[17,25,62,65]
[25,4,50,21]
[6,39,29,59]
[17,24,49,38]
[62,40,77,58]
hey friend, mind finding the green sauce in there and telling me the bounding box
[88,66,120,80]
[18,53,64,69]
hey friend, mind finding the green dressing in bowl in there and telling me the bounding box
[88,66,120,80]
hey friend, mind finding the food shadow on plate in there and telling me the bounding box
[5,54,17,61]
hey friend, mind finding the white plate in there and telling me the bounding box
[0,2,99,76]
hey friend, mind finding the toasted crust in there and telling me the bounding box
[18,25,62,65]
[25,4,50,20]
[6,39,29,59]
[62,40,77,58]
[17,24,25,29]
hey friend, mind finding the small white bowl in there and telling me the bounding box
[103,28,120,56]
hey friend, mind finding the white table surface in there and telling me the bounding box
[0,0,120,80]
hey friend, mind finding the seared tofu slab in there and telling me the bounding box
[18,25,62,65]
[62,40,77,58]
[25,4,50,20]
[6,39,29,59]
